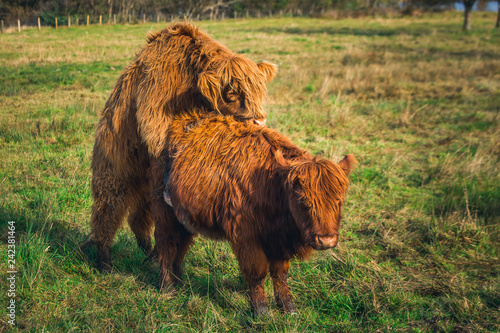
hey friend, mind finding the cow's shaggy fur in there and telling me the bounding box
[85,22,276,271]
[153,111,356,314]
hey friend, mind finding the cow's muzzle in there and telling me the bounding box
[312,234,338,250]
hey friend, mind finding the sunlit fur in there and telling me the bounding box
[154,111,356,314]
[287,158,351,248]
[86,22,276,271]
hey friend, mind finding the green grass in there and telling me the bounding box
[1,12,499,332]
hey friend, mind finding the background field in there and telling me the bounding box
[1,12,499,332]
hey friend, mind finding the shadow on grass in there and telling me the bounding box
[0,204,379,323]
[0,206,376,323]
[257,25,431,38]
[0,205,159,286]
[257,25,500,60]
[0,206,91,264]
[380,43,500,61]
[0,205,246,307]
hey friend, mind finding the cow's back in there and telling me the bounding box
[166,114,304,242]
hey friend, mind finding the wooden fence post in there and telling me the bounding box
[157,13,159,23]
[114,14,116,24]
[87,15,89,26]
[38,17,41,30]
[99,15,102,25]
[76,18,79,26]
[129,14,131,23]
[1,20,3,33]
[246,10,249,18]
[55,17,58,29]
[68,15,71,27]
[143,13,146,23]
[18,19,21,32]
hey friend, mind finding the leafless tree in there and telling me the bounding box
[462,0,476,30]
[496,0,499,28]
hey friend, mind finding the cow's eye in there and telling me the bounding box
[225,92,239,103]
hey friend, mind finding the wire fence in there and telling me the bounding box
[1,8,318,34]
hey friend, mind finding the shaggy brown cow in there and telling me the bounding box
[84,22,276,271]
[152,111,356,315]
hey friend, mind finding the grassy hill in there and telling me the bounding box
[0,12,499,332]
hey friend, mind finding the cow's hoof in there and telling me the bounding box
[281,301,297,314]
[79,239,93,252]
[276,297,297,314]
[98,261,112,273]
[159,285,176,294]
[143,247,159,264]
[159,273,178,293]
[136,238,153,256]
[252,304,268,317]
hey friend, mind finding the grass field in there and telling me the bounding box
[1,12,499,332]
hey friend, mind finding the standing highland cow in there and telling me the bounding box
[153,111,356,315]
[84,22,277,271]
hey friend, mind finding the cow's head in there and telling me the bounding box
[161,22,276,126]
[198,55,276,126]
[287,155,356,250]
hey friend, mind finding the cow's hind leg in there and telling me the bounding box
[89,197,128,272]
[89,170,130,272]
[233,243,269,316]
[269,260,296,313]
[127,185,154,256]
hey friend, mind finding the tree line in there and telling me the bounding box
[1,0,499,30]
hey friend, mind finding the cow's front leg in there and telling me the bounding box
[269,260,296,313]
[233,243,269,316]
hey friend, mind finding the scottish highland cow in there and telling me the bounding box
[84,22,276,271]
[153,111,356,315]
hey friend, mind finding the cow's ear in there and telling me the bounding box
[257,61,277,83]
[198,71,222,111]
[338,154,357,177]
